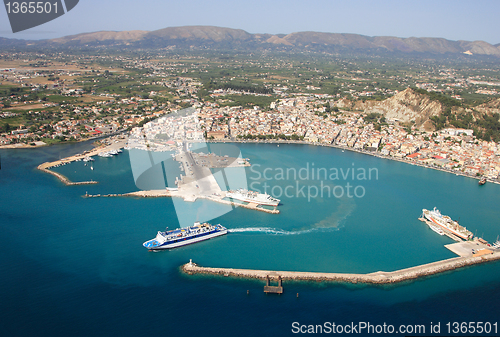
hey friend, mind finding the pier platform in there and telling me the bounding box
[264,275,283,294]
[445,241,492,257]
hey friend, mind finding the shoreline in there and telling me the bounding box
[182,250,500,285]
[30,135,498,187]
[210,139,499,185]
[0,129,128,150]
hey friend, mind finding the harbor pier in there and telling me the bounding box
[182,251,500,285]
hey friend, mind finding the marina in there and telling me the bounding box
[37,138,127,185]
[38,138,127,170]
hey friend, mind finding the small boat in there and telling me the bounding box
[479,177,486,185]
[492,236,500,249]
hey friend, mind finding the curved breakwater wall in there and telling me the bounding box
[37,165,98,186]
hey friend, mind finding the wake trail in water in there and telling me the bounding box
[228,226,339,235]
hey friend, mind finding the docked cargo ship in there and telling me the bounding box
[143,222,227,250]
[226,189,280,206]
[422,207,473,240]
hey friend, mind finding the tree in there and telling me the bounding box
[1,123,11,133]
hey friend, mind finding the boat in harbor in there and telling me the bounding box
[492,236,500,249]
[143,222,227,250]
[427,222,445,235]
[98,152,112,157]
[226,188,280,206]
[422,207,474,240]
[479,177,486,185]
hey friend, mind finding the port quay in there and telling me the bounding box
[183,211,500,287]
[37,139,280,213]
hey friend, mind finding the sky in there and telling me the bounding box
[1,0,499,44]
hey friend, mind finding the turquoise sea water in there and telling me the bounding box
[1,142,500,336]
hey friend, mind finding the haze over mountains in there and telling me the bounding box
[2,25,500,57]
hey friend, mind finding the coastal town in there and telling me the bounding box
[2,51,500,182]
[129,91,500,182]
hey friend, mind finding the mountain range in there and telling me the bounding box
[2,25,500,57]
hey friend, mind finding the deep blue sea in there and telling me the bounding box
[1,141,500,336]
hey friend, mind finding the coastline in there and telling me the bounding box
[209,139,499,185]
[182,251,500,285]
[0,129,128,150]
[31,134,497,187]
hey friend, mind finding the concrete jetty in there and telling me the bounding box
[182,251,500,285]
[84,189,280,214]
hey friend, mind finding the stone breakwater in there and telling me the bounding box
[182,251,500,285]
[37,165,98,186]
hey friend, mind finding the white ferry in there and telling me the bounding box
[226,188,280,206]
[422,207,473,240]
[143,222,227,250]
